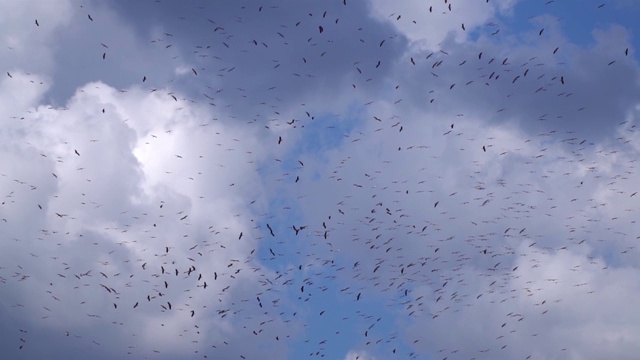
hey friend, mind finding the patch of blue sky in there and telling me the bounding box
[286,271,419,360]
[252,100,419,359]
[297,103,367,156]
[253,102,368,267]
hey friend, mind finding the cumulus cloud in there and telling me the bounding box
[367,0,519,49]
[344,349,377,360]
[0,77,300,358]
[282,13,640,357]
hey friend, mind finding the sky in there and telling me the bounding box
[1,0,640,359]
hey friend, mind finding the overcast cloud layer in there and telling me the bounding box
[2,1,640,359]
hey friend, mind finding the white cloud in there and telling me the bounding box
[0,77,293,358]
[345,349,377,360]
[286,29,640,356]
[367,0,519,50]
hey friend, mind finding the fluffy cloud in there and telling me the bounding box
[345,349,377,360]
[0,78,301,358]
[368,0,519,49]
[283,17,640,357]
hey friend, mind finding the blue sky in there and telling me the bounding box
[2,1,640,359]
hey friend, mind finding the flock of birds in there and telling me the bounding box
[2,0,638,359]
